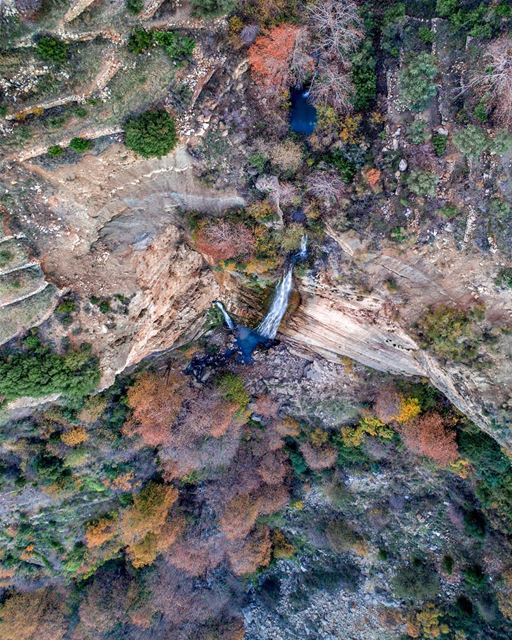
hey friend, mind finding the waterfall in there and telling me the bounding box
[189,237,307,377]
[256,236,307,339]
[214,300,235,331]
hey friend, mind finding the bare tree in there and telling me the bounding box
[473,36,512,129]
[306,170,348,208]
[309,60,353,112]
[290,27,315,87]
[305,0,363,112]
[255,175,299,225]
[306,0,363,60]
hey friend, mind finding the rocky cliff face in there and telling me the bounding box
[0,143,244,385]
[283,229,512,447]
[2,140,510,443]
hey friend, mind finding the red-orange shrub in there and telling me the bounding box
[400,412,459,466]
[125,371,186,447]
[227,526,272,575]
[248,24,300,90]
[195,220,255,262]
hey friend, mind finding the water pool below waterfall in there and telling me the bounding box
[290,88,317,135]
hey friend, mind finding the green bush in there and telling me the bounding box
[415,303,484,361]
[73,106,88,118]
[286,444,308,477]
[438,204,459,218]
[392,558,440,602]
[381,3,406,58]
[0,334,99,402]
[191,0,235,17]
[399,53,438,112]
[124,110,177,158]
[0,249,14,268]
[48,145,64,157]
[442,555,454,574]
[406,170,438,197]
[432,132,448,157]
[69,138,93,153]
[459,423,512,533]
[35,36,69,64]
[453,125,488,158]
[464,564,486,590]
[217,372,249,409]
[56,299,76,314]
[126,0,143,14]
[418,26,434,44]
[437,0,510,38]
[495,267,512,289]
[474,99,488,123]
[128,28,195,64]
[490,130,512,155]
[488,197,511,218]
[407,119,429,144]
[351,40,377,111]
[328,149,358,183]
[437,0,458,18]
[154,31,195,65]
[463,509,486,539]
[248,152,268,173]
[128,28,154,54]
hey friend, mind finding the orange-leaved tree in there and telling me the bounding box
[194,220,255,262]
[248,24,301,90]
[125,371,186,447]
[400,412,459,466]
[0,588,68,640]
[120,481,181,568]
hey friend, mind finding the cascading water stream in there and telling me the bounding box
[257,235,307,339]
[215,236,307,341]
[187,236,307,377]
[214,300,235,331]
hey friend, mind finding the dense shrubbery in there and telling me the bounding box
[217,372,249,409]
[436,0,511,39]
[35,35,68,63]
[459,423,512,532]
[48,144,64,157]
[191,0,235,17]
[432,132,448,156]
[350,40,377,111]
[415,304,484,361]
[453,125,488,158]
[399,53,438,111]
[126,0,143,14]
[0,334,99,402]
[69,137,93,153]
[407,170,438,197]
[381,2,406,58]
[128,28,195,64]
[495,267,512,288]
[124,110,177,158]
[392,558,440,603]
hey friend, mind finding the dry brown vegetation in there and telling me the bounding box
[475,36,512,128]
[248,24,301,92]
[125,371,187,447]
[195,220,256,261]
[400,412,459,467]
[0,588,68,640]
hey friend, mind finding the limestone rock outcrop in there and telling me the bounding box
[283,230,512,448]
